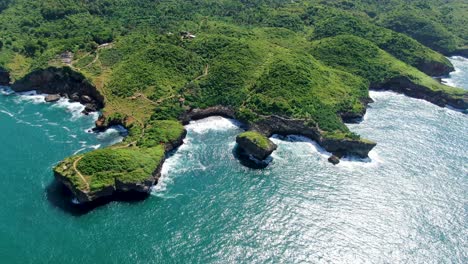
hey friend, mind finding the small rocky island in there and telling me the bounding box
[236,131,277,161]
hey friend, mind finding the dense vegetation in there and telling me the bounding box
[2,0,466,193]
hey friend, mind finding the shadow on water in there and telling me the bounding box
[232,144,271,170]
[45,179,149,216]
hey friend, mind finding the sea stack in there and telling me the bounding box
[236,131,277,161]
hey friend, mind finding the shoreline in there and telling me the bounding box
[3,58,468,206]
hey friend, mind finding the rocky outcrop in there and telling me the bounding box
[339,97,373,123]
[45,94,60,102]
[250,115,376,158]
[181,106,236,124]
[11,67,104,113]
[417,60,454,77]
[449,48,468,58]
[328,155,340,165]
[236,132,277,160]
[372,76,468,110]
[0,67,9,85]
[93,113,135,131]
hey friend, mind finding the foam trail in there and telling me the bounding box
[0,109,14,117]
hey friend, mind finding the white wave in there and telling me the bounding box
[16,90,48,104]
[51,98,86,120]
[90,144,101,150]
[271,134,332,157]
[152,137,194,194]
[0,86,14,95]
[442,56,468,89]
[95,125,127,145]
[0,109,14,117]
[73,147,87,155]
[339,150,383,169]
[185,116,242,134]
[16,119,42,127]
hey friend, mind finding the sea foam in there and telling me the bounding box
[153,116,240,195]
[185,116,242,134]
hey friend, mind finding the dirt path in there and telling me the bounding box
[194,64,209,81]
[73,156,90,191]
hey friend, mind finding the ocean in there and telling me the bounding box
[0,56,467,263]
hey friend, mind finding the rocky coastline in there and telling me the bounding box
[371,76,468,110]
[0,67,10,85]
[10,67,104,114]
[5,62,467,205]
[418,60,454,77]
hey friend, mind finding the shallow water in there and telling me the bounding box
[0,57,467,263]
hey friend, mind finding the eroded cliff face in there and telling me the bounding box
[449,48,468,58]
[181,106,236,124]
[250,115,376,158]
[418,60,454,77]
[11,67,104,113]
[0,67,10,85]
[372,76,468,110]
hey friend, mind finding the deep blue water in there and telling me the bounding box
[0,56,466,263]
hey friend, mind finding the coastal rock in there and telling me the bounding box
[0,67,9,85]
[417,60,454,77]
[45,94,61,102]
[328,155,340,165]
[83,103,98,114]
[80,95,92,103]
[339,97,373,123]
[250,115,376,158]
[449,48,468,58]
[372,76,468,110]
[93,113,129,131]
[182,106,236,124]
[236,131,277,161]
[70,93,80,102]
[11,67,104,112]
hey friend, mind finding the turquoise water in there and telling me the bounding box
[0,57,467,263]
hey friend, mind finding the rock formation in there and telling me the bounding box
[0,67,9,85]
[44,94,60,102]
[236,132,277,161]
[372,76,468,109]
[11,67,104,114]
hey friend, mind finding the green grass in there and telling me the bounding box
[137,120,185,148]
[238,131,271,149]
[76,146,165,192]
[310,35,466,98]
